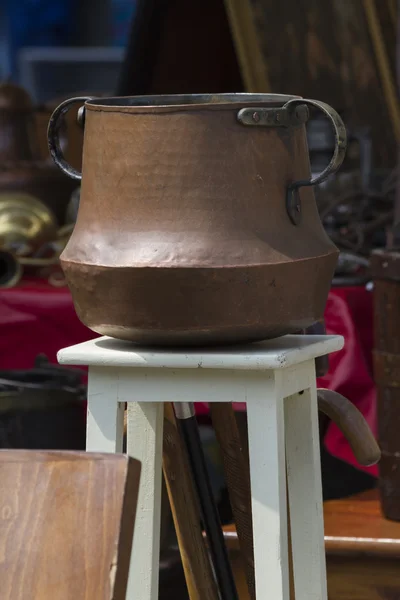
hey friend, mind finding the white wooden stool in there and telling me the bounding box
[58,333,343,600]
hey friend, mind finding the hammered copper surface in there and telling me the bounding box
[52,94,340,345]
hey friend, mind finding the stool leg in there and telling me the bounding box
[126,401,164,600]
[86,366,124,452]
[247,376,290,600]
[285,372,328,600]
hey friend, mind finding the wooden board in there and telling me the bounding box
[224,0,399,166]
[0,450,141,600]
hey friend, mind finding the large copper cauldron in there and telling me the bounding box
[48,94,346,346]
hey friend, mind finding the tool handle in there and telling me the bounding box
[176,406,239,600]
[163,404,219,600]
[317,388,381,466]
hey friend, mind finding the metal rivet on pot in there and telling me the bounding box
[294,105,309,122]
[252,111,260,123]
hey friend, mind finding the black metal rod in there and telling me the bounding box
[174,402,239,600]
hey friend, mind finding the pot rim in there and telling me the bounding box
[86,92,302,111]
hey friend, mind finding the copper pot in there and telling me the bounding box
[48,94,346,346]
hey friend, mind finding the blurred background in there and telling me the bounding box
[0,0,135,90]
[0,2,399,598]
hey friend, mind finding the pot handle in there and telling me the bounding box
[47,96,94,182]
[284,98,347,225]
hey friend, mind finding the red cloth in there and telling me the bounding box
[318,287,377,477]
[0,279,377,475]
[0,279,97,369]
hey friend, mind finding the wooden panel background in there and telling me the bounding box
[37,0,400,171]
[224,0,399,167]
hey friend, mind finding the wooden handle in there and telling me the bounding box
[210,403,255,600]
[317,389,381,466]
[162,403,219,600]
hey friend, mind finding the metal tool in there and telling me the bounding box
[174,402,239,600]
[162,403,219,600]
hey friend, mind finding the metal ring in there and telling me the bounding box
[47,96,94,181]
[285,98,347,225]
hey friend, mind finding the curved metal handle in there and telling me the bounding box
[317,388,381,467]
[47,96,94,181]
[284,98,347,225]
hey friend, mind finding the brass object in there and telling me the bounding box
[0,250,22,288]
[0,82,76,224]
[0,191,61,288]
[0,192,57,250]
[48,93,346,346]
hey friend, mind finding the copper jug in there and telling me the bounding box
[48,94,346,346]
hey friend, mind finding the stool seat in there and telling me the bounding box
[58,334,342,371]
[58,334,344,600]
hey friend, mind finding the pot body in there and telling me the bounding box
[51,94,342,345]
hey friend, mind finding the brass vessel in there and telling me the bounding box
[0,192,58,287]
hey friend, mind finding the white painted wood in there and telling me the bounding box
[86,366,124,453]
[280,360,317,398]
[284,361,328,600]
[126,401,164,600]
[58,334,344,370]
[247,374,290,600]
[57,336,336,600]
[91,366,272,404]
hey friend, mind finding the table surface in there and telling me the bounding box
[224,489,400,558]
[223,490,400,600]
[324,489,400,557]
[58,334,344,370]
